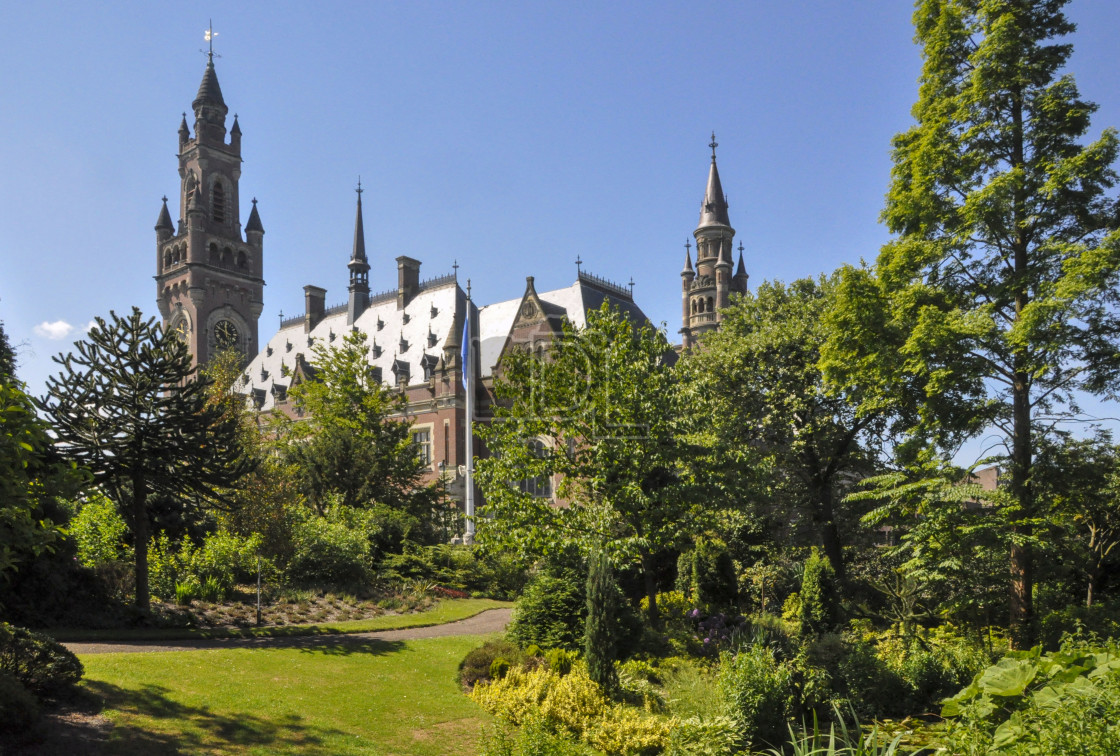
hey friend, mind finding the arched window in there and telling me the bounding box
[163,251,171,268]
[212,181,226,224]
[221,247,232,266]
[707,296,714,312]
[209,243,219,264]
[236,251,248,270]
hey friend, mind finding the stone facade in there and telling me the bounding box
[154,53,265,368]
[154,58,744,512]
[679,135,749,350]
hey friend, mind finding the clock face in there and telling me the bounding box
[214,320,239,349]
[171,319,189,341]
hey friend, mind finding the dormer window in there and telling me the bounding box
[392,359,410,386]
[377,318,384,331]
[371,342,382,358]
[285,340,292,353]
[421,354,438,381]
[403,312,411,324]
[399,337,409,353]
[371,366,383,384]
[428,331,438,348]
[266,346,273,357]
[430,305,439,318]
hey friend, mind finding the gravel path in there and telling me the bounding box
[64,607,512,655]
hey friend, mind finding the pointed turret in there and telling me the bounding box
[230,114,242,154]
[193,56,226,111]
[733,246,749,294]
[347,182,371,324]
[178,112,190,150]
[245,198,264,234]
[192,54,228,143]
[155,196,174,239]
[681,243,694,276]
[697,133,731,230]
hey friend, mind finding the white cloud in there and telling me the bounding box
[34,320,74,340]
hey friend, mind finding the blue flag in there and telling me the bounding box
[461,304,471,391]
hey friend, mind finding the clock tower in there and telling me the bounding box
[154,46,264,368]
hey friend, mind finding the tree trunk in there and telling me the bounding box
[132,474,150,613]
[641,550,660,630]
[1008,85,1035,651]
[818,486,845,583]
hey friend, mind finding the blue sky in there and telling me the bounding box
[2,1,1119,462]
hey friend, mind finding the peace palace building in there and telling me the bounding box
[154,55,749,506]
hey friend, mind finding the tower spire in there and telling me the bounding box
[347,178,371,324]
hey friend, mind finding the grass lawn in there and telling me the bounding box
[53,598,511,642]
[79,633,496,755]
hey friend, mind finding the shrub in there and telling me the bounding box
[68,494,131,568]
[799,549,840,636]
[942,642,1120,755]
[676,538,738,611]
[286,513,371,588]
[0,623,83,698]
[508,571,586,651]
[547,648,576,676]
[1039,603,1120,651]
[175,578,199,606]
[491,658,512,680]
[459,639,528,689]
[526,644,542,658]
[481,716,598,756]
[717,644,793,750]
[666,716,739,756]
[0,669,39,734]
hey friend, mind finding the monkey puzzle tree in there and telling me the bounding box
[851,0,1120,644]
[40,308,252,612]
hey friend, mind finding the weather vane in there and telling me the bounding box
[202,21,220,60]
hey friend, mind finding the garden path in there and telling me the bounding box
[64,607,512,655]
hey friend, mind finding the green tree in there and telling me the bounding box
[681,276,892,579]
[39,308,251,611]
[275,330,441,525]
[1034,432,1120,608]
[840,0,1120,644]
[477,303,699,626]
[0,317,15,380]
[584,547,621,695]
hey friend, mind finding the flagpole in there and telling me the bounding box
[462,281,475,545]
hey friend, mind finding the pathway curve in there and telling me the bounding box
[65,607,512,655]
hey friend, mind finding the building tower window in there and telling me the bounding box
[212,181,226,224]
[519,439,552,498]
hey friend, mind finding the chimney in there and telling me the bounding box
[397,256,421,310]
[304,285,326,332]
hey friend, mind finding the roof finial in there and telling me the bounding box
[685,239,691,253]
[466,278,472,301]
[628,277,635,296]
[738,241,744,254]
[356,176,363,197]
[203,21,219,62]
[709,131,718,162]
[453,259,459,278]
[575,255,583,274]
[278,309,284,325]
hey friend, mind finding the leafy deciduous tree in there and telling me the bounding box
[274,330,442,526]
[477,303,699,625]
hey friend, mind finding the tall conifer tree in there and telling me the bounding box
[870,0,1120,644]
